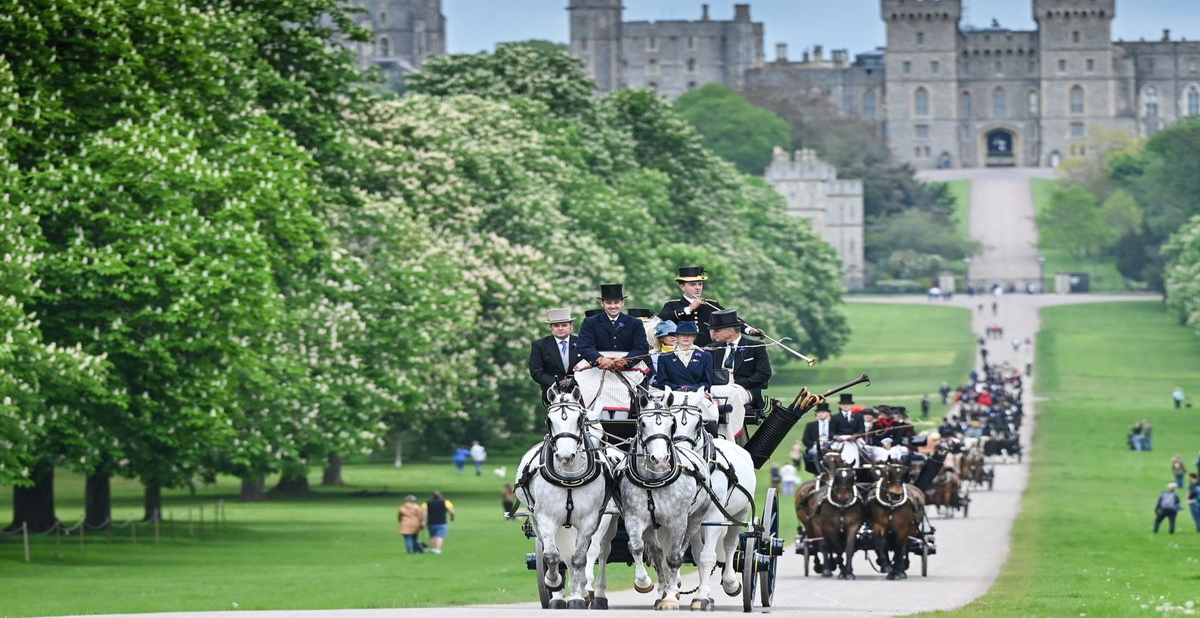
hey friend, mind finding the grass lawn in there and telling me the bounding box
[1030,177,1131,293]
[946,179,972,239]
[0,303,974,617]
[928,302,1200,618]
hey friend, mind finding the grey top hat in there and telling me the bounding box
[545,307,574,324]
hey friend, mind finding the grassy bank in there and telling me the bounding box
[932,302,1200,618]
[0,303,974,616]
[1031,177,1129,292]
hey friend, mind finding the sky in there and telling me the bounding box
[445,0,1200,59]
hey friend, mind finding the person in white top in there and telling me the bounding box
[469,441,487,477]
[779,463,800,496]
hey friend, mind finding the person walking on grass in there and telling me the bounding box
[451,446,469,475]
[469,440,487,477]
[1172,454,1187,490]
[1188,473,1200,533]
[1173,386,1186,409]
[422,491,456,554]
[399,495,426,554]
[1154,483,1183,534]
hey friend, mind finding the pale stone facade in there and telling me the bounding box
[339,0,446,88]
[764,149,866,290]
[572,0,1200,170]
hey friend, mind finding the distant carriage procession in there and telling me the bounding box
[506,266,1026,611]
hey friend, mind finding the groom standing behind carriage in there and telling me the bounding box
[657,266,763,347]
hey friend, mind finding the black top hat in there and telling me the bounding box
[628,307,653,319]
[839,393,855,405]
[584,308,603,318]
[597,284,627,301]
[675,266,709,283]
[814,402,831,413]
[708,309,745,330]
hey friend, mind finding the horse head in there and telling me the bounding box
[830,467,858,505]
[820,452,847,478]
[636,409,678,473]
[667,391,707,449]
[546,400,588,470]
[881,461,910,502]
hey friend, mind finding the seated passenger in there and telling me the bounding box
[655,321,714,393]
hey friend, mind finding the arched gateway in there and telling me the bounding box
[985,129,1016,168]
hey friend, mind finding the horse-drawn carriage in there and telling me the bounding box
[507,364,855,611]
[793,451,938,581]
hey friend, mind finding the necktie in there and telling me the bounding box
[724,344,735,369]
[559,340,569,372]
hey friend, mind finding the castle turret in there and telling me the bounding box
[881,0,963,169]
[569,0,622,93]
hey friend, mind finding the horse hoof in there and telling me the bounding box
[722,580,741,597]
[567,600,588,610]
[689,598,713,612]
[821,570,833,578]
[592,597,608,610]
[635,581,656,594]
[550,599,568,609]
[846,574,857,581]
[657,599,680,611]
[886,573,898,581]
[898,572,908,580]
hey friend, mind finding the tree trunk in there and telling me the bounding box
[85,473,112,529]
[321,453,344,486]
[240,476,266,502]
[269,470,310,494]
[394,433,403,468]
[8,459,58,533]
[142,482,162,522]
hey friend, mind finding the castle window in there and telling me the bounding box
[1058,59,1067,72]
[1072,31,1081,44]
[904,61,912,74]
[647,59,659,75]
[1028,61,1037,74]
[864,91,878,118]
[1190,59,1199,73]
[993,88,1007,117]
[687,36,695,50]
[688,81,697,91]
[1146,58,1155,73]
[1070,85,1085,114]
[687,59,696,73]
[916,124,930,139]
[1144,86,1160,117]
[580,38,589,51]
[380,11,387,24]
[1071,122,1085,138]
[647,37,657,52]
[1028,90,1039,115]
[961,91,972,117]
[1086,58,1095,72]
[932,61,940,74]
[1188,86,1200,115]
[963,61,970,73]
[915,87,930,117]
[917,32,925,45]
[995,61,1003,75]
[648,82,658,91]
[377,36,390,57]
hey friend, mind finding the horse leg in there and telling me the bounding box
[688,523,719,610]
[841,518,858,580]
[589,512,617,610]
[657,521,688,611]
[536,515,567,608]
[719,523,743,597]
[895,532,910,580]
[874,528,894,579]
[567,508,602,609]
[625,514,656,597]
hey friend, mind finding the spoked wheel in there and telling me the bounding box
[760,488,779,608]
[921,541,929,577]
[741,536,757,613]
[534,537,551,609]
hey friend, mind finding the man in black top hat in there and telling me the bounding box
[657,266,761,347]
[578,284,651,370]
[801,402,834,474]
[705,307,772,432]
[528,308,584,400]
[832,393,864,437]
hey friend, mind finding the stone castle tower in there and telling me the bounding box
[569,0,623,93]
[341,0,446,88]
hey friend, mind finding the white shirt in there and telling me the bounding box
[469,444,486,462]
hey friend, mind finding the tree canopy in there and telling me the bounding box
[673,84,792,175]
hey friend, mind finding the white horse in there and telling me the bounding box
[619,406,712,610]
[667,391,758,611]
[513,391,613,609]
[573,353,648,421]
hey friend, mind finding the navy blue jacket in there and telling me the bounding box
[578,312,651,364]
[655,349,715,392]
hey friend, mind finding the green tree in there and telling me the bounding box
[1163,215,1200,335]
[673,83,792,175]
[1036,185,1111,260]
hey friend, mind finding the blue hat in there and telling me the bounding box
[674,321,699,336]
[655,320,677,338]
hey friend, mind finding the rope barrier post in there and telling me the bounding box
[22,522,29,563]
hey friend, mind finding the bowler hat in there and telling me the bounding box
[597,283,627,300]
[708,309,746,330]
[675,266,709,283]
[674,321,699,336]
[815,402,831,413]
[839,393,855,405]
[654,321,677,339]
[628,307,653,319]
[544,307,574,324]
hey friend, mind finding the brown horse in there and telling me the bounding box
[809,467,865,580]
[961,445,986,487]
[925,467,961,518]
[796,452,848,574]
[866,462,926,580]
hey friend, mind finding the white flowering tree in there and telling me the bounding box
[1164,216,1200,335]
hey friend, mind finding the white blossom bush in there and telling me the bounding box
[1164,215,1200,334]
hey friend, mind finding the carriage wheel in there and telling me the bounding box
[921,541,929,577]
[534,537,551,609]
[760,489,779,607]
[1017,451,1023,463]
[741,537,757,613]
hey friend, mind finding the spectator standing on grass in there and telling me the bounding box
[769,462,782,490]
[921,394,931,420]
[1143,420,1154,451]
[780,463,799,496]
[469,440,487,476]
[790,440,803,467]
[451,446,469,475]
[1188,473,1200,533]
[422,491,456,554]
[1172,455,1187,489]
[939,382,951,405]
[399,495,426,554]
[1173,386,1186,409]
[1154,483,1183,534]
[502,483,517,515]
